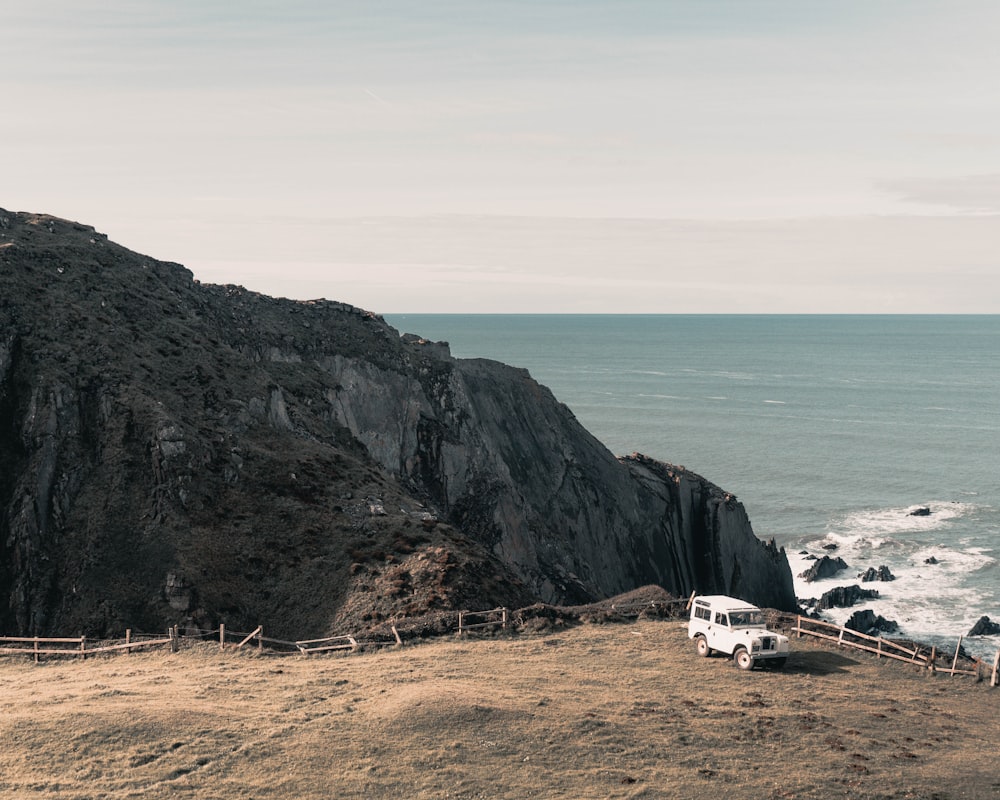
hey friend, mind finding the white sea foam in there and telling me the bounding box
[790,501,1000,657]
[833,501,975,538]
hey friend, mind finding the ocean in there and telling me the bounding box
[384,315,1000,658]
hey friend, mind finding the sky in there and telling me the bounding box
[4,0,999,312]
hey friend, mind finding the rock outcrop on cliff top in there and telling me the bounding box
[0,209,796,638]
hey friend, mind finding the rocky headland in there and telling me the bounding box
[0,209,796,638]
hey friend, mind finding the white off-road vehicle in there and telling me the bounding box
[688,595,789,670]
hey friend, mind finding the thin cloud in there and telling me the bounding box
[881,175,1000,213]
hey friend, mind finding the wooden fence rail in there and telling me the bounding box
[83,638,174,656]
[235,626,263,650]
[792,617,929,664]
[293,635,359,655]
[0,634,173,662]
[608,593,697,617]
[212,627,366,655]
[0,637,85,664]
[792,616,985,678]
[458,608,508,635]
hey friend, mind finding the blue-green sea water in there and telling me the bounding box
[385,315,1000,657]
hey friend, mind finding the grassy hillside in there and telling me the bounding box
[1,619,997,799]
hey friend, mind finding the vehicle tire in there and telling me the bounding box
[734,648,754,670]
[695,635,711,658]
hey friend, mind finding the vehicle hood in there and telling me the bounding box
[737,628,789,643]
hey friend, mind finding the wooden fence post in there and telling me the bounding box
[392,625,402,646]
[686,591,696,611]
[80,636,86,661]
[34,637,39,664]
[219,623,225,651]
[125,629,132,654]
[950,636,962,677]
[458,611,464,636]
[928,646,937,673]
[235,626,261,649]
[258,626,263,653]
[877,637,882,660]
[170,625,179,653]
[991,650,999,687]
[502,608,508,630]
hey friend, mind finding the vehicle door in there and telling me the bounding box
[708,611,730,651]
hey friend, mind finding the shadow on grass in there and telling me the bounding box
[784,650,860,675]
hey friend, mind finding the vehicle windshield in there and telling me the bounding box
[728,611,765,627]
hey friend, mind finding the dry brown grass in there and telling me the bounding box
[1,620,998,800]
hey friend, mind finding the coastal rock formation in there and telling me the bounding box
[846,610,898,636]
[815,585,879,611]
[0,209,797,637]
[799,556,849,583]
[859,565,896,582]
[968,616,1000,637]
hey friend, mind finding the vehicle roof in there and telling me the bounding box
[692,595,760,611]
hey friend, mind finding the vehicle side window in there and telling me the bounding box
[694,606,711,621]
[715,612,729,626]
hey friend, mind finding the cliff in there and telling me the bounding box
[0,208,796,637]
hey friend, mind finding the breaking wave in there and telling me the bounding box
[790,501,1000,658]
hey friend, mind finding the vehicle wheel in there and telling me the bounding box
[695,635,711,658]
[734,648,754,670]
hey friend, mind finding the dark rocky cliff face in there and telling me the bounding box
[0,209,796,637]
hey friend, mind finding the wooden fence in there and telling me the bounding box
[4,600,996,689]
[791,615,1000,686]
[0,591,697,664]
[0,595,684,664]
[0,623,404,662]
[0,631,174,663]
[186,624,370,655]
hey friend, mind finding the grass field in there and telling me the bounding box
[1,620,998,799]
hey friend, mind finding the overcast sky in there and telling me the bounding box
[4,1,999,312]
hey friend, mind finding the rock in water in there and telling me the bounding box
[968,616,1000,637]
[0,209,797,638]
[798,556,849,583]
[816,585,879,610]
[859,565,896,582]
[846,609,898,635]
